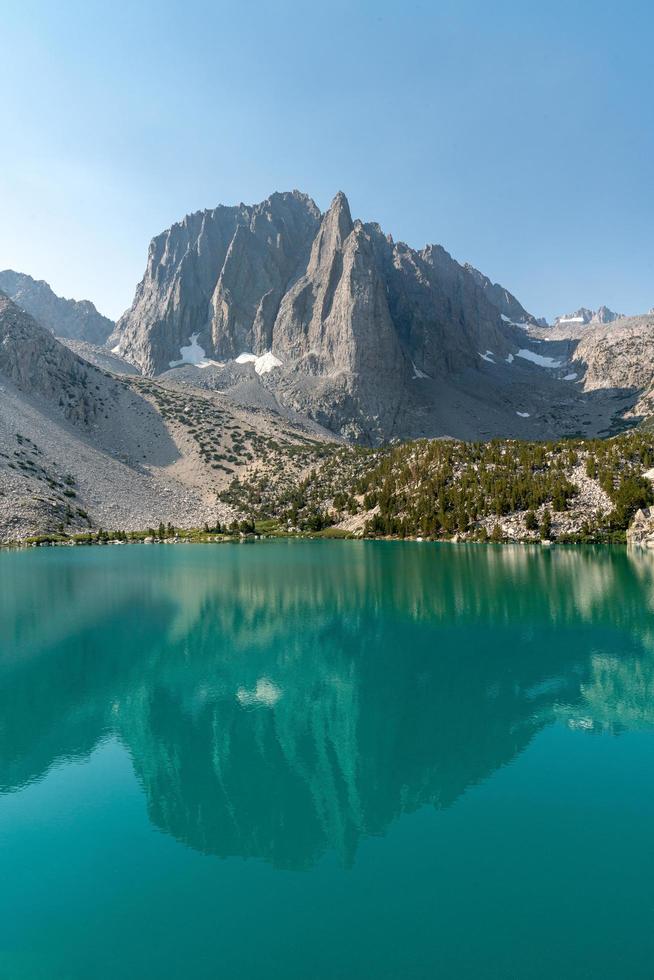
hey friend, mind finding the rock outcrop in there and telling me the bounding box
[0,270,114,345]
[627,507,654,547]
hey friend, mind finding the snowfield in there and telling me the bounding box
[501,314,530,329]
[517,348,563,369]
[237,351,283,375]
[169,334,222,369]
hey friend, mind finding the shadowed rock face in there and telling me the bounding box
[0,291,102,427]
[0,270,114,345]
[463,261,531,325]
[115,190,538,440]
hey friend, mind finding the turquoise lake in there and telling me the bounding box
[0,541,653,978]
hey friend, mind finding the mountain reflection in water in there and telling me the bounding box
[1,541,653,870]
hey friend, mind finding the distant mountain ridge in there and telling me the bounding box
[554,306,624,328]
[0,269,114,345]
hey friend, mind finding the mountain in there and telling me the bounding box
[4,190,654,543]
[0,269,114,345]
[2,282,653,543]
[0,291,342,541]
[0,289,104,427]
[554,306,624,329]
[0,290,218,538]
[116,191,322,373]
[115,190,543,441]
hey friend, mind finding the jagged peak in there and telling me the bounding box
[554,306,624,326]
[420,242,457,267]
[0,270,114,345]
[321,191,354,244]
[330,189,349,207]
[149,191,321,255]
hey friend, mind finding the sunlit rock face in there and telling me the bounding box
[116,191,322,375]
[1,543,653,869]
[114,190,536,442]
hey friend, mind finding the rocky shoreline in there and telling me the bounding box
[0,526,631,551]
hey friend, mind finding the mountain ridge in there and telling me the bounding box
[0,270,114,345]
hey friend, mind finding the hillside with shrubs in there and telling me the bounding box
[221,432,654,543]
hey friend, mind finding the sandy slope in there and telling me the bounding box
[0,367,338,542]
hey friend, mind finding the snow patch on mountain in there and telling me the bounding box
[169,334,223,369]
[236,351,283,375]
[517,349,563,369]
[501,314,530,330]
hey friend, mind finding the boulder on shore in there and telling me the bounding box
[627,508,654,547]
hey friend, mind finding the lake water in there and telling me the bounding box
[0,541,653,979]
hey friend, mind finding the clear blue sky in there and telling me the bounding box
[1,0,652,322]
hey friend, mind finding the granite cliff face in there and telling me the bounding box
[571,312,654,419]
[116,190,538,439]
[0,270,114,345]
[117,191,321,373]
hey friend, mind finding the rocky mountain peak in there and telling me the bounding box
[594,305,624,324]
[0,270,114,345]
[555,306,624,327]
[114,189,544,441]
[316,191,354,253]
